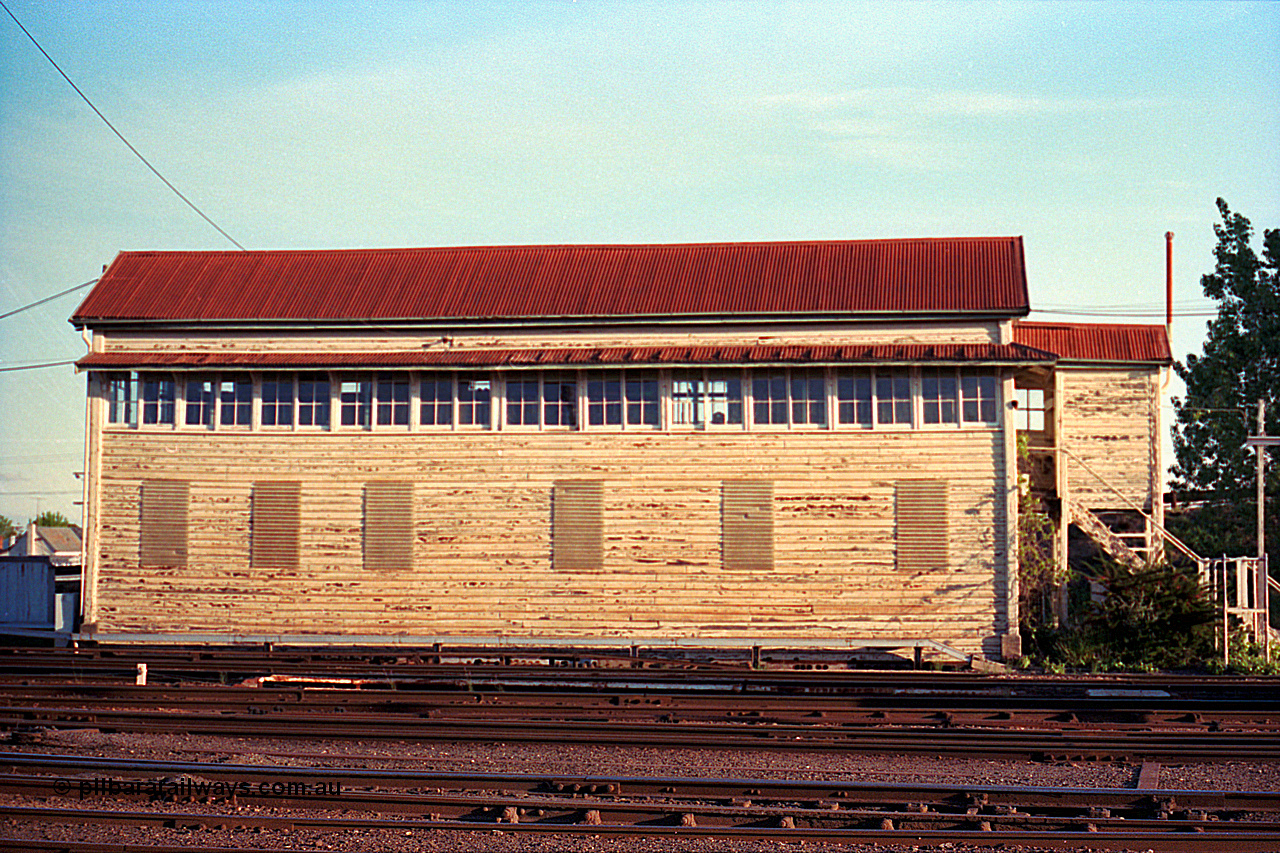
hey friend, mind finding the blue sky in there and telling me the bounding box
[1,0,1278,524]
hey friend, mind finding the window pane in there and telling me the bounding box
[671,373,699,426]
[458,374,490,427]
[791,369,827,426]
[506,377,539,426]
[587,372,622,426]
[420,374,452,426]
[625,372,659,427]
[218,375,252,426]
[186,377,215,426]
[922,368,958,425]
[876,370,912,425]
[543,373,577,427]
[706,372,743,426]
[961,371,998,424]
[297,373,330,427]
[753,372,785,425]
[106,372,136,426]
[262,374,293,427]
[141,374,175,425]
[376,374,409,426]
[1015,386,1045,431]
[339,377,372,427]
[837,370,873,426]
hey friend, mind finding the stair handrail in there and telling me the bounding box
[1059,445,1203,565]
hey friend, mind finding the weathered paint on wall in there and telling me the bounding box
[1059,367,1162,513]
[90,428,1009,657]
[98,320,1004,355]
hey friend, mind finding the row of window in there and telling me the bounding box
[104,367,1001,431]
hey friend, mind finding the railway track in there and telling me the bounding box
[5,675,1280,761]
[7,703,1277,761]
[3,643,1279,699]
[4,752,1280,852]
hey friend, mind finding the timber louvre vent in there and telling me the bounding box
[139,480,188,568]
[896,479,948,572]
[251,481,300,571]
[722,480,773,571]
[364,481,414,571]
[552,480,603,570]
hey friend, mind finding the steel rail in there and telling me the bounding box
[4,645,1280,695]
[14,774,1273,835]
[5,686,1280,736]
[5,704,1279,760]
[7,752,1280,812]
[6,805,1280,852]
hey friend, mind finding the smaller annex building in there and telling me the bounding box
[70,239,1170,661]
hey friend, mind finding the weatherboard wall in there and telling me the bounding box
[93,318,1005,355]
[1058,366,1163,516]
[86,427,1010,658]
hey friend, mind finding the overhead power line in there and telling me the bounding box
[1031,308,1218,318]
[0,0,247,251]
[0,278,97,320]
[0,360,77,373]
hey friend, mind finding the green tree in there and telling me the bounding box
[31,510,72,528]
[1169,198,1279,566]
[0,515,16,539]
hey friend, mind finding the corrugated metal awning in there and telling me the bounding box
[1013,321,1171,364]
[77,342,1055,371]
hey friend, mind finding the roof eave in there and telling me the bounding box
[71,307,1031,331]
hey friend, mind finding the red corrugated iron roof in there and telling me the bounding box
[76,342,1053,371]
[1013,321,1171,363]
[71,238,1029,324]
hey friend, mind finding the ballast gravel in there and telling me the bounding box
[3,727,1278,852]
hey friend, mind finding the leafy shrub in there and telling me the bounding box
[1023,558,1217,672]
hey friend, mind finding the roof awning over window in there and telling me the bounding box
[77,343,1055,371]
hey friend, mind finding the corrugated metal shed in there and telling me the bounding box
[1013,321,1171,364]
[71,238,1030,324]
[76,342,1054,371]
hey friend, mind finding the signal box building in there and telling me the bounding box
[70,239,1170,662]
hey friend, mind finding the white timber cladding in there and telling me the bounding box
[1058,367,1162,511]
[363,481,415,571]
[721,480,774,571]
[251,481,301,571]
[552,480,604,571]
[98,320,1004,354]
[895,480,949,573]
[89,429,1008,657]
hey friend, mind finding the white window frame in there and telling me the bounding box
[1015,386,1047,432]
[584,369,661,431]
[183,374,217,431]
[216,373,254,430]
[960,368,1000,426]
[337,374,373,430]
[500,371,578,430]
[295,372,332,431]
[669,368,746,431]
[873,367,915,430]
[260,372,295,430]
[748,367,829,430]
[374,372,411,430]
